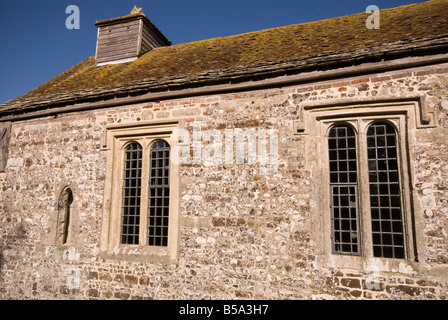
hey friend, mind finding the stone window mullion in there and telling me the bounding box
[139,141,151,247]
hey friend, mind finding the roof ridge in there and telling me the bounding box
[168,0,434,47]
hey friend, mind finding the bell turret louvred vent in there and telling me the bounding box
[95,6,171,66]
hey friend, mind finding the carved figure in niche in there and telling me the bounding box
[0,124,11,172]
[56,187,73,245]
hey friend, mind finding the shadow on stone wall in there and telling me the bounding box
[0,240,5,282]
[0,225,27,283]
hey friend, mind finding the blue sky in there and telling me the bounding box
[0,0,426,105]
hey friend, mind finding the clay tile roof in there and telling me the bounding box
[2,0,448,114]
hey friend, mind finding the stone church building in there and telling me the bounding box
[1,1,448,300]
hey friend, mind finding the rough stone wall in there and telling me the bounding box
[0,64,447,300]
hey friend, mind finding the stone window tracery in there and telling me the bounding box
[299,97,428,266]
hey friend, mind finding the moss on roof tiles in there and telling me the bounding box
[9,0,448,104]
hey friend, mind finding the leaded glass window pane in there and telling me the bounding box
[367,123,405,259]
[148,140,171,247]
[121,143,143,245]
[328,126,361,255]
